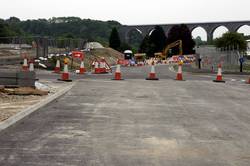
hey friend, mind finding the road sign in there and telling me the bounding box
[72,51,84,59]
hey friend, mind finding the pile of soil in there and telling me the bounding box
[84,47,123,69]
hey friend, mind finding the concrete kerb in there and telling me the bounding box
[0,81,76,131]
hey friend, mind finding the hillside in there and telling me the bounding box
[0,17,121,46]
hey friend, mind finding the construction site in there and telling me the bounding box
[0,33,250,166]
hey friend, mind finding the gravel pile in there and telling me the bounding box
[0,80,67,122]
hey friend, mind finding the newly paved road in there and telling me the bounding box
[0,65,250,166]
[36,64,249,83]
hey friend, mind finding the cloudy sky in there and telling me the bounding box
[1,0,250,39]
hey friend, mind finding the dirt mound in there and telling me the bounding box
[48,47,123,71]
[84,42,104,49]
[0,47,124,71]
[87,47,123,63]
[80,47,123,69]
[0,49,19,57]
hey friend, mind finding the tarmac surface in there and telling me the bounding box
[37,64,249,83]
[0,65,250,166]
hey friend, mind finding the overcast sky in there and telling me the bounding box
[1,0,250,40]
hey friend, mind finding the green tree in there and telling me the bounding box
[139,34,155,57]
[6,17,21,24]
[127,29,143,51]
[139,26,167,57]
[119,42,132,52]
[194,36,203,46]
[214,32,247,51]
[166,24,195,55]
[5,17,121,45]
[0,22,20,43]
[149,25,167,53]
[244,35,250,40]
[109,27,121,50]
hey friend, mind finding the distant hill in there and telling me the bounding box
[0,17,121,46]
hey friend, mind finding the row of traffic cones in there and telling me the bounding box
[22,58,34,72]
[112,62,250,84]
[112,62,184,81]
[23,57,250,84]
[54,59,86,74]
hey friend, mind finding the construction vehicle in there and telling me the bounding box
[124,50,133,60]
[163,40,183,57]
[134,53,146,65]
[154,40,183,60]
[154,52,165,60]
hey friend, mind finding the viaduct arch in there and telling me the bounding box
[119,21,250,43]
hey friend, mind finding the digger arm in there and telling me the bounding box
[163,40,183,57]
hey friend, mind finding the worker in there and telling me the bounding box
[64,57,69,64]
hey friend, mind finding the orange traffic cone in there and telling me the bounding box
[94,61,100,74]
[58,62,72,82]
[29,59,34,72]
[22,58,28,71]
[176,63,184,81]
[246,77,250,84]
[54,59,61,73]
[146,62,159,80]
[79,60,86,74]
[112,64,123,80]
[213,64,225,83]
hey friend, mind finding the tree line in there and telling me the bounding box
[0,17,121,46]
[109,24,196,57]
[109,25,249,57]
[1,16,247,57]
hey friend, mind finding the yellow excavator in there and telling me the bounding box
[154,40,183,60]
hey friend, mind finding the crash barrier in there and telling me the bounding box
[93,60,100,74]
[0,56,22,65]
[92,58,112,74]
[0,71,36,87]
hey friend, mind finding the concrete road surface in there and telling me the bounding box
[36,64,249,83]
[0,77,250,166]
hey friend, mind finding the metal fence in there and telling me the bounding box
[0,37,87,58]
[0,37,87,66]
[195,45,247,72]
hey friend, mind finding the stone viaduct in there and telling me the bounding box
[118,21,250,43]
